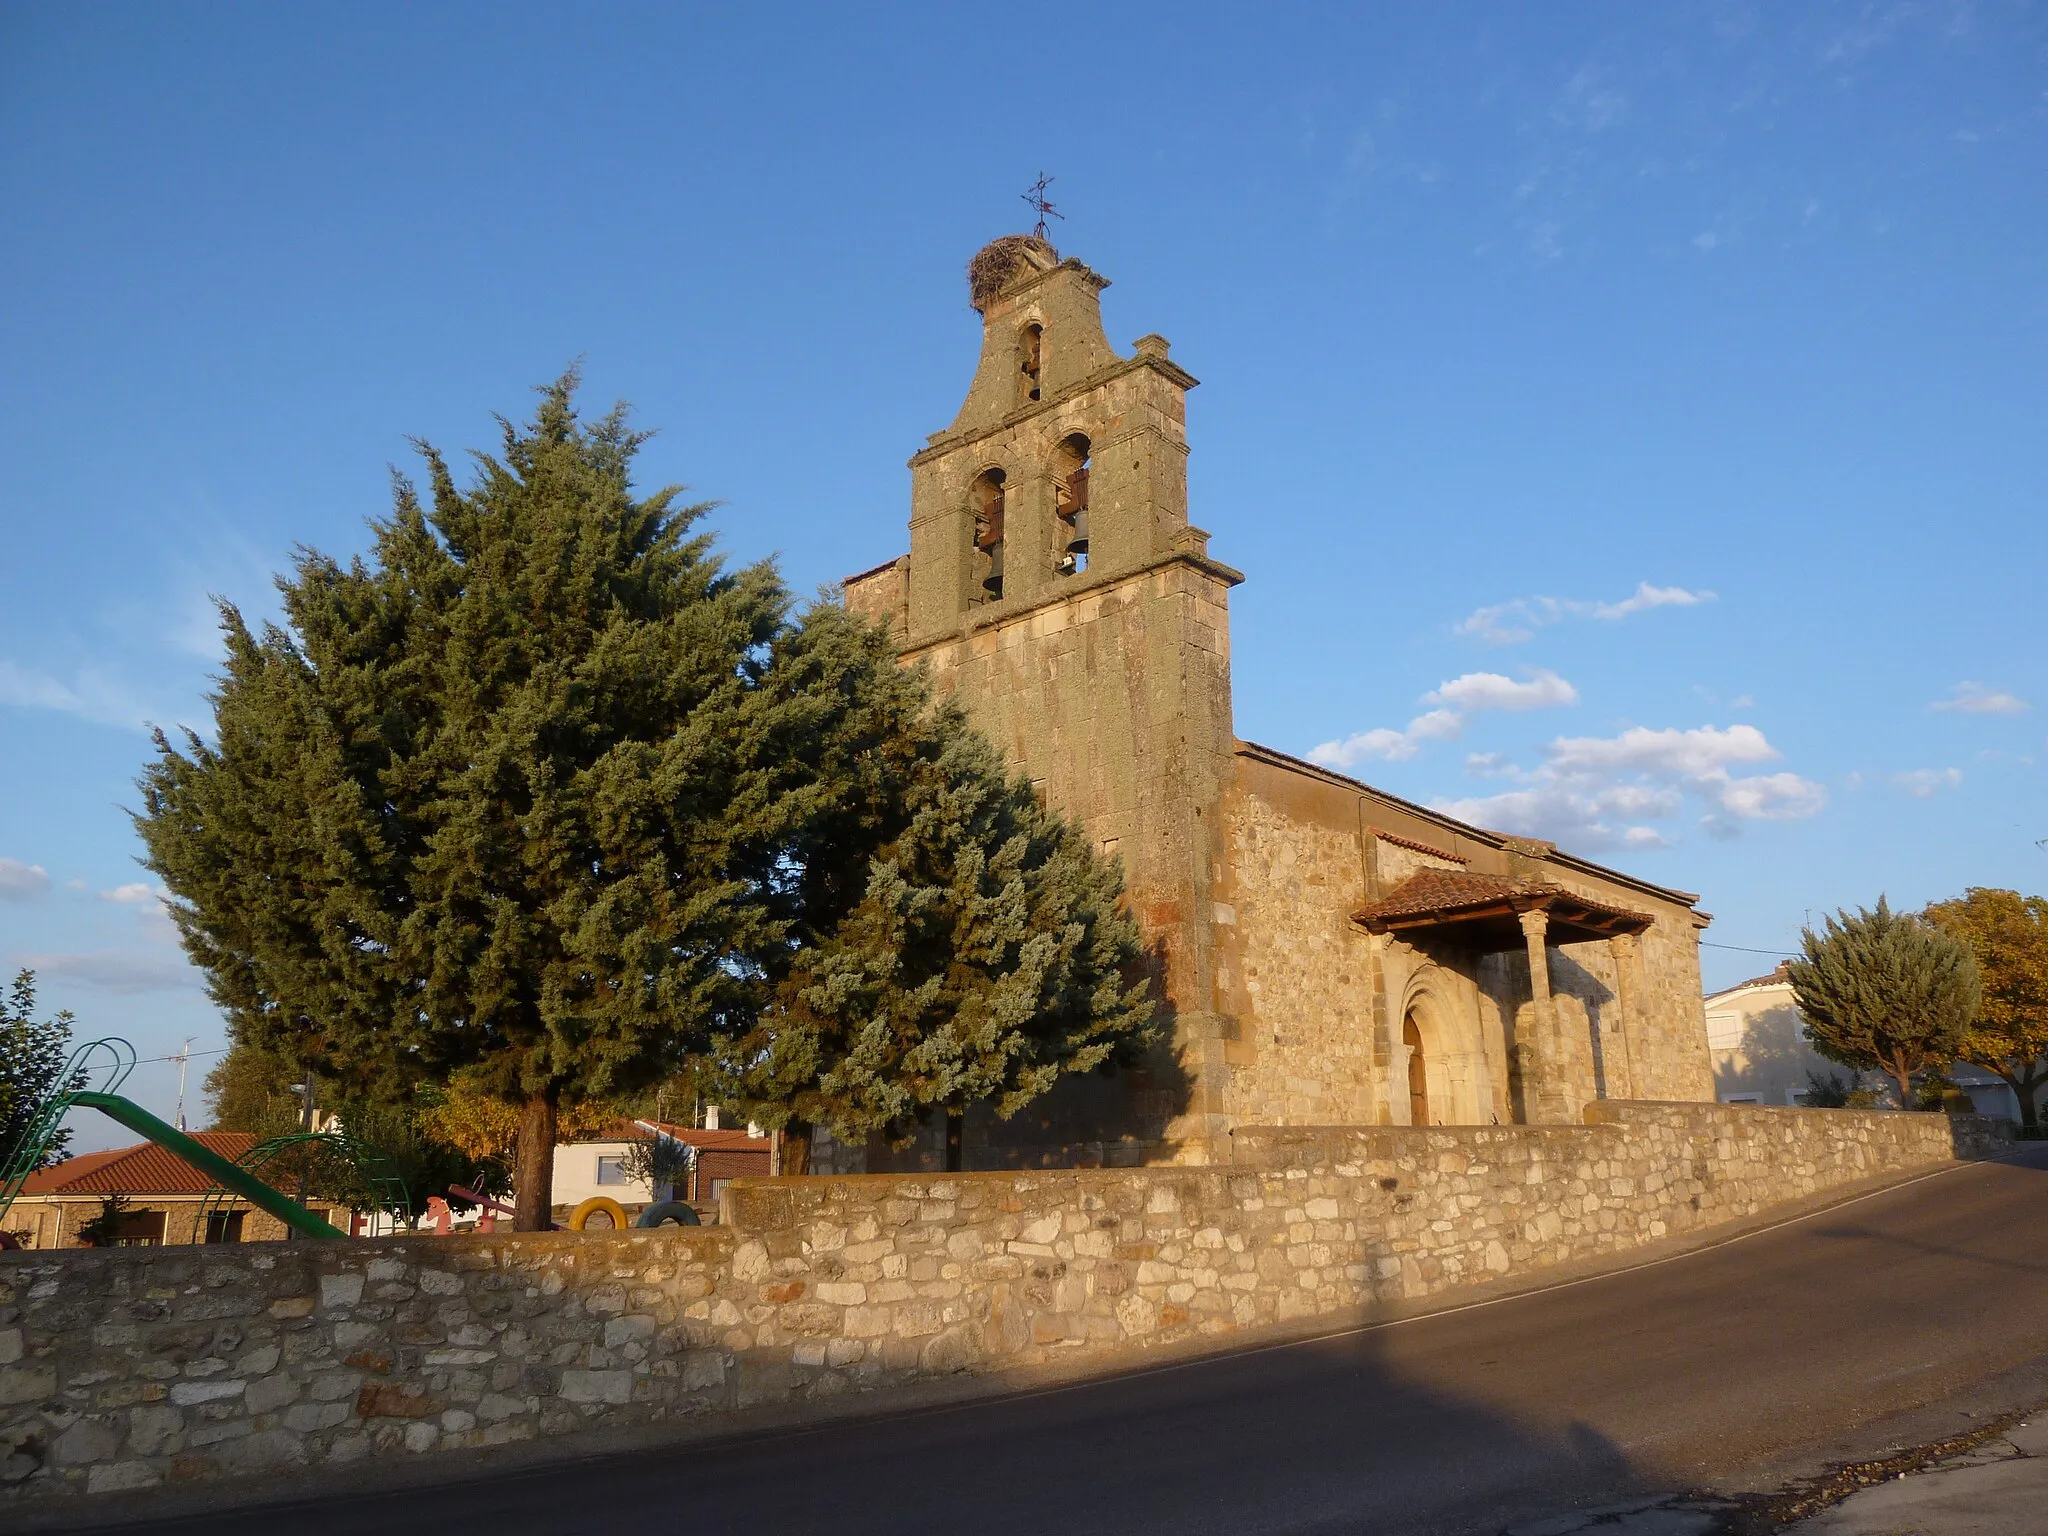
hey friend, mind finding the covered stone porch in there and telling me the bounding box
[1353,869,1655,1127]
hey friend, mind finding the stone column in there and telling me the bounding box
[1518,910,1569,1124]
[1607,933,1641,1101]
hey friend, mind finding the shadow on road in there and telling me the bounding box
[114,1320,1652,1536]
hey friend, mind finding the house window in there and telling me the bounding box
[110,1210,166,1246]
[204,1210,245,1244]
[709,1178,733,1204]
[594,1155,630,1186]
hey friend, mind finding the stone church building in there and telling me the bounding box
[840,236,1716,1170]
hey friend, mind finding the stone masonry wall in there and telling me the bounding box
[1,1104,2007,1506]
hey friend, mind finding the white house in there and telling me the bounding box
[1706,964,2018,1118]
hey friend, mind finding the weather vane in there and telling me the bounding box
[1022,173,1063,241]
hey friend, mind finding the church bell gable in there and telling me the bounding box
[904,236,1212,643]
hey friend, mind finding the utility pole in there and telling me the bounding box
[172,1037,195,1131]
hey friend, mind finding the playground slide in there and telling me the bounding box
[65,1092,348,1240]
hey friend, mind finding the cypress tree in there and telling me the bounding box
[140,374,789,1227]
[139,376,1157,1214]
[1788,897,1980,1108]
[704,602,1155,1170]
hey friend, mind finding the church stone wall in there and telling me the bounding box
[5,1106,2007,1507]
[895,557,1242,1159]
[1210,747,1714,1133]
[1211,759,1383,1126]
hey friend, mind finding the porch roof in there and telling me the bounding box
[1352,869,1653,951]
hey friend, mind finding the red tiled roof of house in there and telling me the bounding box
[1707,962,1793,999]
[639,1122,772,1152]
[19,1132,255,1196]
[571,1120,774,1151]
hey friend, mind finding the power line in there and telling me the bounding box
[1700,941,1796,956]
[124,1046,229,1067]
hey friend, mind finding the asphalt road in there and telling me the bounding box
[88,1146,2048,1536]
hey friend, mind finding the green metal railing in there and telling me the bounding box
[0,1037,347,1241]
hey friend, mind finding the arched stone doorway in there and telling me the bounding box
[1404,1016,1429,1126]
[1399,980,1495,1126]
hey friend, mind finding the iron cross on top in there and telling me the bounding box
[1023,174,1064,241]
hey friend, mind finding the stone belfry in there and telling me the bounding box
[846,236,1246,1164]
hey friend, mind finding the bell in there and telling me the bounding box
[1065,507,1089,553]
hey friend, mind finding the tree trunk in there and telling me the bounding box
[944,1106,964,1173]
[513,1086,559,1231]
[1889,1062,1916,1111]
[780,1120,811,1177]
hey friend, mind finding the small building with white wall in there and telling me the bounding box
[1707,964,2018,1117]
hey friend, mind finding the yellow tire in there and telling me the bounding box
[568,1196,630,1232]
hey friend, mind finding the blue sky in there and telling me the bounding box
[3,3,2043,1142]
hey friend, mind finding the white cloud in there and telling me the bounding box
[1456,582,1716,645]
[1426,669,1578,712]
[1931,682,2029,716]
[1544,723,1779,779]
[1892,768,1964,798]
[0,858,51,902]
[1311,671,1577,770]
[9,950,200,995]
[1435,722,1825,849]
[0,659,152,731]
[98,882,166,908]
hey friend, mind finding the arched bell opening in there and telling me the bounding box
[1051,432,1091,577]
[1017,322,1043,405]
[970,467,1006,602]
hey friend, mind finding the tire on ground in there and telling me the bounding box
[567,1195,630,1231]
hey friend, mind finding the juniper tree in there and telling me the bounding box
[0,970,86,1170]
[139,375,1156,1216]
[702,602,1154,1172]
[140,373,791,1227]
[1788,897,1980,1108]
[1924,888,2048,1126]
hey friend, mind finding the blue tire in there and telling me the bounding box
[635,1200,700,1228]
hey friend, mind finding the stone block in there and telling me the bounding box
[128,1402,182,1457]
[320,1274,365,1311]
[169,1379,244,1407]
[559,1369,632,1406]
[244,1374,300,1415]
[0,1365,55,1406]
[52,1417,121,1466]
[87,1460,163,1494]
[283,1401,350,1433]
[477,1392,528,1422]
[356,1382,442,1419]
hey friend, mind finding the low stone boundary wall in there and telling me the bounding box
[0,1103,2008,1503]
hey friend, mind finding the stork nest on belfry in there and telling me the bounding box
[968,234,1059,313]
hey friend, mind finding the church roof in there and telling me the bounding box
[1353,869,1653,950]
[1234,740,1705,912]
